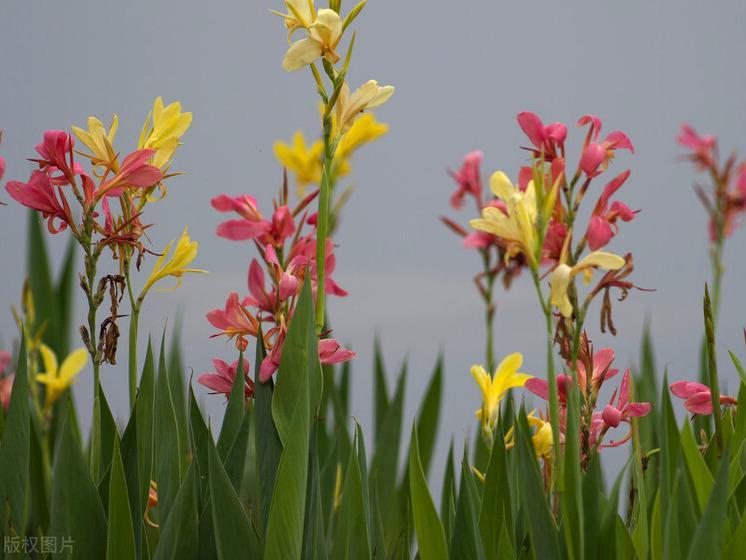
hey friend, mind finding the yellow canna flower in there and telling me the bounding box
[138,97,193,170]
[279,0,316,37]
[334,80,394,133]
[36,345,88,408]
[282,8,344,71]
[274,131,324,188]
[549,251,625,318]
[504,410,553,459]
[335,112,388,162]
[72,115,120,174]
[470,172,539,266]
[141,228,207,296]
[472,352,532,444]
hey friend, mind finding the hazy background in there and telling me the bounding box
[1,0,745,487]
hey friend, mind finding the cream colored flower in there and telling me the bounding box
[549,251,625,317]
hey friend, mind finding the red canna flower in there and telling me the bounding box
[448,150,483,210]
[197,358,254,400]
[517,112,567,161]
[95,149,162,201]
[212,194,295,247]
[5,170,75,233]
[670,380,737,415]
[601,370,651,430]
[577,115,634,177]
[207,292,260,350]
[585,170,636,250]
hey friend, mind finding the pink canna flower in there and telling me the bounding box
[577,115,634,177]
[677,124,717,170]
[6,170,74,233]
[207,292,260,351]
[212,194,295,247]
[670,380,737,415]
[318,339,356,364]
[525,373,574,407]
[576,347,620,394]
[0,155,5,183]
[289,236,348,297]
[517,112,567,161]
[32,130,79,185]
[601,370,652,430]
[448,150,483,209]
[585,170,636,250]
[197,358,254,400]
[0,375,12,410]
[96,149,162,200]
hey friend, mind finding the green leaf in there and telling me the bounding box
[49,414,107,559]
[28,419,50,532]
[369,363,406,544]
[188,385,211,506]
[265,279,315,560]
[687,443,731,559]
[408,423,448,560]
[373,336,389,440]
[217,352,246,460]
[253,334,282,536]
[107,435,136,559]
[440,441,457,543]
[154,462,199,560]
[582,453,603,558]
[479,430,512,557]
[155,333,183,523]
[54,237,77,356]
[137,340,157,520]
[223,408,251,493]
[680,419,714,512]
[303,424,327,560]
[514,412,559,558]
[168,325,190,469]
[333,427,370,559]
[416,356,443,477]
[208,433,259,560]
[121,399,142,555]
[26,213,57,350]
[448,449,485,560]
[631,409,649,560]
[562,381,584,560]
[97,383,118,482]
[729,351,746,388]
[0,338,30,533]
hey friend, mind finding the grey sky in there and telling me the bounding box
[1,1,746,486]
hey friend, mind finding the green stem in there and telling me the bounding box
[482,251,496,373]
[314,115,336,333]
[127,273,140,410]
[531,268,561,484]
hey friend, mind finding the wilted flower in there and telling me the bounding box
[197,358,254,400]
[141,228,206,295]
[36,345,88,408]
[670,380,737,415]
[472,352,532,444]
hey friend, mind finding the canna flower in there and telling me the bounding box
[259,331,354,382]
[575,347,619,395]
[517,112,567,161]
[504,410,553,458]
[577,115,634,177]
[282,8,343,71]
[549,251,626,318]
[469,171,539,266]
[6,170,75,233]
[677,124,717,170]
[138,97,193,170]
[670,380,737,415]
[600,370,652,446]
[207,292,260,351]
[93,149,163,201]
[33,130,78,184]
[212,194,296,247]
[144,481,159,528]
[36,345,88,408]
[448,150,483,210]
[472,352,533,443]
[72,115,119,174]
[141,228,206,295]
[318,338,356,364]
[0,350,12,410]
[334,81,395,133]
[197,358,254,400]
[585,170,636,250]
[335,112,389,163]
[274,131,324,188]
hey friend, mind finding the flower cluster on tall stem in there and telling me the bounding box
[677,124,746,319]
[469,111,646,480]
[442,151,526,371]
[205,178,354,391]
[275,0,393,333]
[4,98,199,417]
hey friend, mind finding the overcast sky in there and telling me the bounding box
[1,0,746,485]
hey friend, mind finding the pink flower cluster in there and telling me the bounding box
[4,131,161,234]
[203,186,354,392]
[678,124,746,241]
[526,346,651,451]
